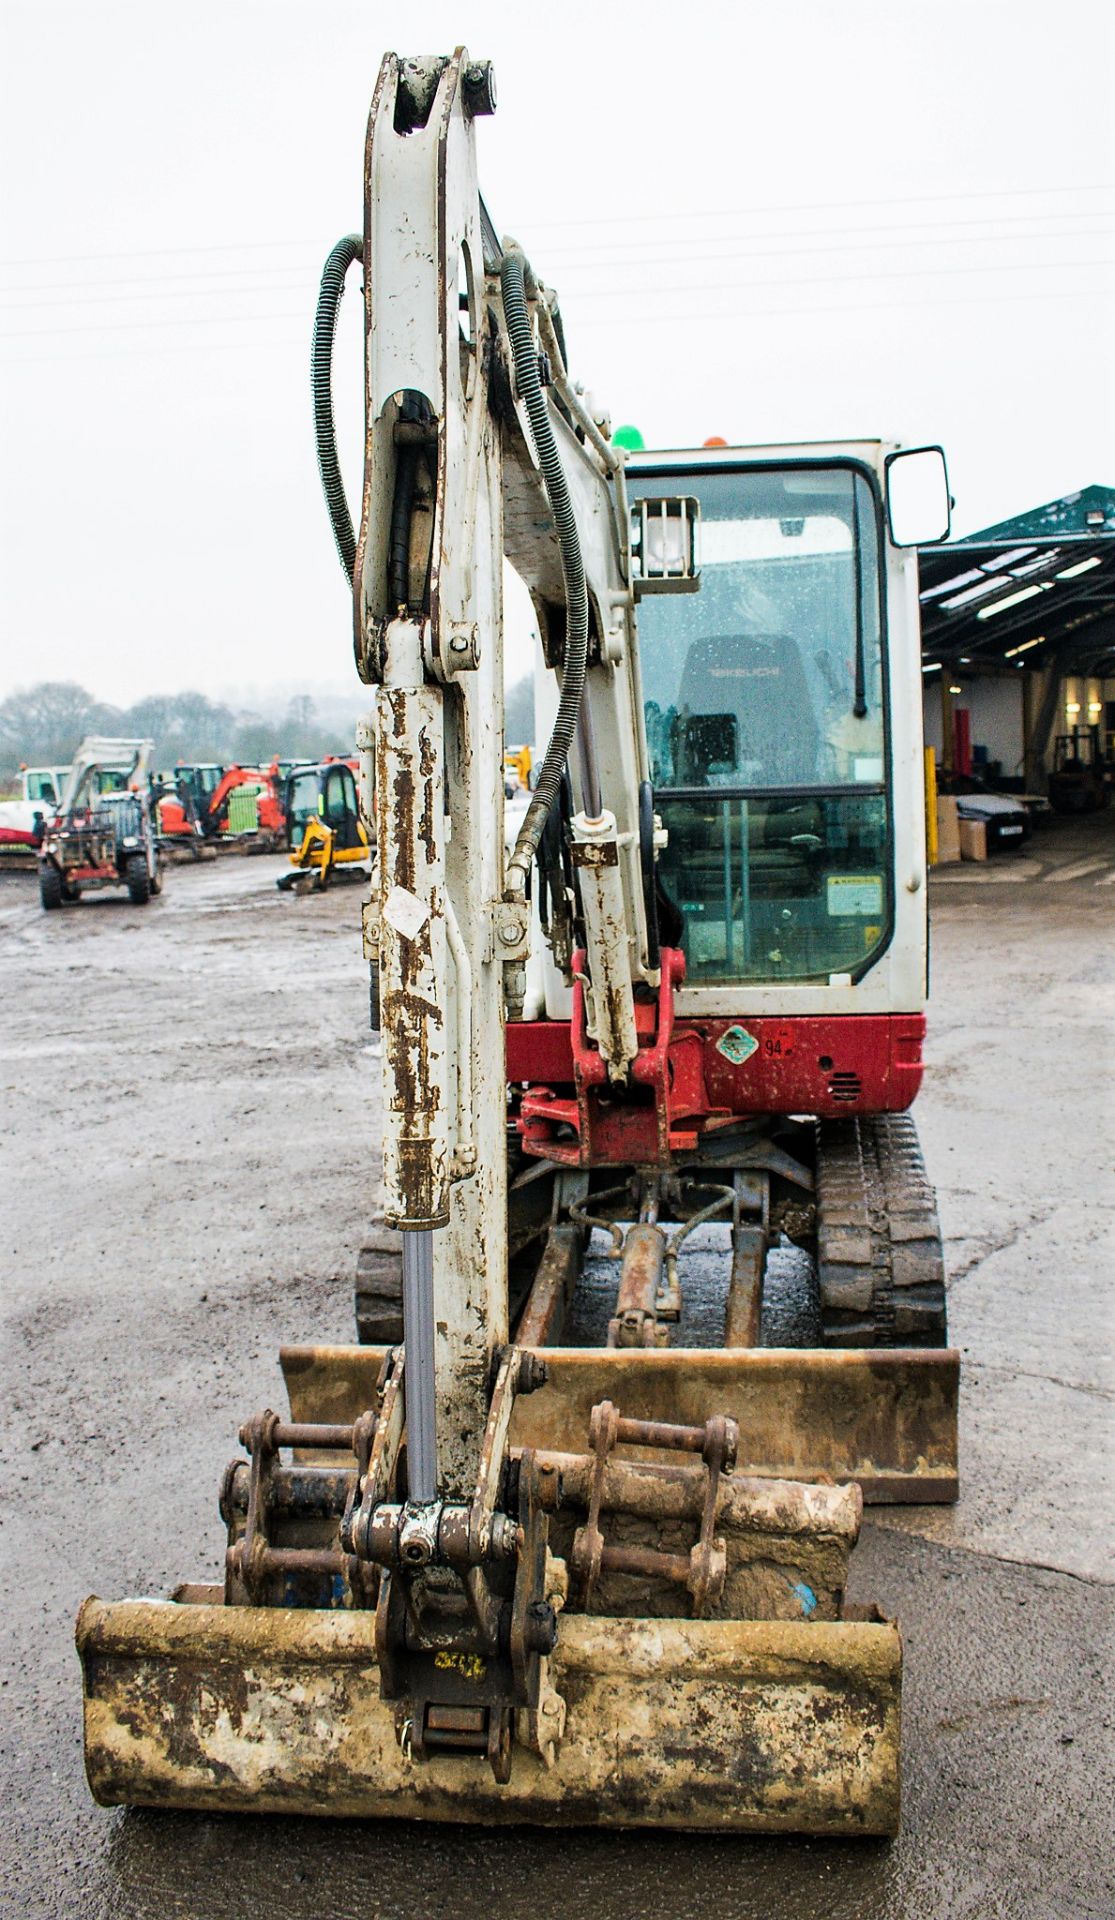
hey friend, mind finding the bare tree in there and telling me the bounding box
[0,682,118,771]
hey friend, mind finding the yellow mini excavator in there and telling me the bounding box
[276,758,372,892]
[78,49,959,1834]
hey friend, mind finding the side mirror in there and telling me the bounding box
[884,446,951,547]
[631,496,701,595]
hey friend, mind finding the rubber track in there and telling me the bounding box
[354,1227,403,1345]
[816,1113,947,1346]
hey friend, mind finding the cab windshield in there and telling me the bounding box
[629,463,890,985]
[287,771,325,837]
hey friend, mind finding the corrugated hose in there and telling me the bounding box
[500,247,589,895]
[312,234,362,580]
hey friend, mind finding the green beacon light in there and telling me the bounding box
[613,423,645,450]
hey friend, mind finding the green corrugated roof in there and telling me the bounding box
[967,484,1115,542]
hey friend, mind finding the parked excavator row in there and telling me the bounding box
[78,50,959,1834]
[155,761,286,850]
[155,756,374,888]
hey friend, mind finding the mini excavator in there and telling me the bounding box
[276,758,372,892]
[78,49,959,1834]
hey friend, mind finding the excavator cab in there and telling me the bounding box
[172,764,225,838]
[630,459,897,989]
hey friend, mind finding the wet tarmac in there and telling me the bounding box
[1,815,1112,1918]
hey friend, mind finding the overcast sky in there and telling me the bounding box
[2,0,1112,707]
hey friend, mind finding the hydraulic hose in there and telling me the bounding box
[388,444,419,610]
[312,234,362,580]
[500,248,589,895]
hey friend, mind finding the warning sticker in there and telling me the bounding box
[715,1025,759,1066]
[827,875,883,918]
[383,885,430,941]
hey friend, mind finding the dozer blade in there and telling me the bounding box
[282,1342,960,1503]
[77,1596,900,1834]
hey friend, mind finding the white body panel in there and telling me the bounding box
[0,766,69,839]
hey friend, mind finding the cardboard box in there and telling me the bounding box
[935,796,961,864]
[959,818,988,862]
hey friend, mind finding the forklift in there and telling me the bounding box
[1048,725,1111,813]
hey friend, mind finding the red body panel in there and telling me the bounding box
[698,1013,925,1115]
[508,1008,924,1163]
[208,767,285,836]
[508,1012,924,1115]
[157,798,193,836]
[510,950,924,1167]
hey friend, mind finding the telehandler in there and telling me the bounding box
[78,50,958,1835]
[39,737,161,908]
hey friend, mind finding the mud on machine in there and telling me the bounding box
[78,49,959,1833]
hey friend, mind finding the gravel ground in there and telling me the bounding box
[1,818,1112,1920]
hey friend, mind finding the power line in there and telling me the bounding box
[539,206,1115,265]
[3,244,1111,341]
[0,267,320,304]
[548,231,1115,287]
[512,181,1115,235]
[2,181,1113,274]
[0,278,316,311]
[4,216,1114,307]
[541,253,1115,306]
[1,333,309,367]
[4,270,1111,366]
[566,275,1115,334]
[0,236,328,271]
[0,307,311,340]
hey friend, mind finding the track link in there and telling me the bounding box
[816,1113,947,1347]
[354,1227,403,1344]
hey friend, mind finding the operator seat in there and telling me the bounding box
[674,631,820,788]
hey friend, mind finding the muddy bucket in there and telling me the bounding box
[77,1338,955,1834]
[78,1596,901,1834]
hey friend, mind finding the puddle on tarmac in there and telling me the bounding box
[566,1222,820,1348]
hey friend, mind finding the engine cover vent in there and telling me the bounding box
[828,1071,863,1104]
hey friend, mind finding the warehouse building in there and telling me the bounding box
[919,484,1115,789]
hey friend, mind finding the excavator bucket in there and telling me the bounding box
[78,1599,900,1834]
[77,1340,957,1834]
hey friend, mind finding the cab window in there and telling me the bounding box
[629,463,891,985]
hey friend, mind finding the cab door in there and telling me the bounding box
[323,765,361,850]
